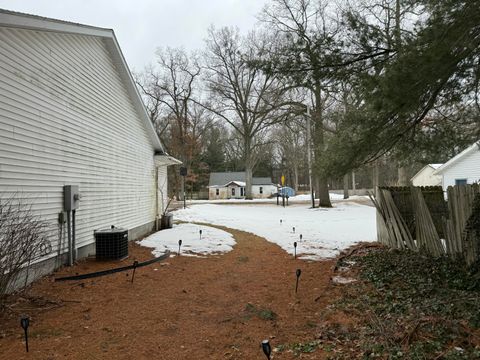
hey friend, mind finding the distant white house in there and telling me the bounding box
[209,172,277,199]
[411,164,443,187]
[434,141,480,189]
[0,10,180,279]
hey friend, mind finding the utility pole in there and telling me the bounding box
[180,166,187,209]
[306,106,315,208]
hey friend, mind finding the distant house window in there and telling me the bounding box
[455,179,468,186]
[216,188,219,196]
[259,187,263,194]
[240,187,244,196]
[232,188,235,196]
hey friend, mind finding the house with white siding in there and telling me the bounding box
[0,10,180,279]
[433,141,480,189]
[411,164,443,187]
[208,172,277,200]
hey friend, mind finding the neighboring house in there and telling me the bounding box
[0,10,180,279]
[434,141,480,189]
[209,172,277,199]
[411,164,443,186]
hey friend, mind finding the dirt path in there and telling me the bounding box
[0,226,342,359]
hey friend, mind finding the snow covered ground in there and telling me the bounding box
[139,223,236,258]
[185,193,369,204]
[173,202,377,260]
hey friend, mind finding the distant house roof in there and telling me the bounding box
[209,172,274,187]
[225,181,246,187]
[434,141,480,175]
[411,163,443,181]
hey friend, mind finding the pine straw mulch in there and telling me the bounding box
[3,229,477,360]
[0,225,354,360]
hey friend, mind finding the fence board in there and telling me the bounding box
[374,184,480,265]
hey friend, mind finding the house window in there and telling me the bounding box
[232,188,235,196]
[241,187,244,196]
[455,179,468,186]
[259,187,263,194]
[216,188,219,196]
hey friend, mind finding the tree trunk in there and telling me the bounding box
[314,177,320,202]
[372,161,380,189]
[312,85,332,208]
[245,166,253,200]
[343,174,349,199]
[352,171,356,195]
[293,164,299,192]
[397,166,408,186]
[180,174,185,202]
[244,137,254,200]
[317,176,331,207]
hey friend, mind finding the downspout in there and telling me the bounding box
[67,211,72,266]
[155,166,159,231]
[72,209,76,262]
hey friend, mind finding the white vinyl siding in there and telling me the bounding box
[157,165,168,213]
[0,26,157,258]
[441,149,480,189]
[252,184,276,198]
[411,166,442,187]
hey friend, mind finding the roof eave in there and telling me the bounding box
[0,9,165,153]
[434,141,480,175]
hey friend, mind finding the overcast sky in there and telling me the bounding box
[0,0,267,71]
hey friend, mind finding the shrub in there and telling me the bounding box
[0,195,51,307]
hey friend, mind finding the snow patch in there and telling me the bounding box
[174,203,376,260]
[332,276,357,284]
[139,223,236,257]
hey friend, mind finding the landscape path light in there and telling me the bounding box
[20,315,29,352]
[131,260,138,283]
[178,239,182,256]
[292,226,295,233]
[295,268,302,293]
[199,229,203,240]
[261,339,272,360]
[294,241,297,259]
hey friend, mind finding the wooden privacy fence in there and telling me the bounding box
[371,184,480,265]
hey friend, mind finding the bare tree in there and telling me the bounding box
[259,0,344,207]
[202,27,289,199]
[136,47,212,198]
[273,116,306,191]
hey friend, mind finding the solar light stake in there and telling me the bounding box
[280,219,282,225]
[178,239,182,256]
[295,268,302,293]
[131,260,138,283]
[199,229,202,240]
[20,316,29,352]
[294,241,297,259]
[292,226,295,233]
[300,234,303,241]
[261,339,272,360]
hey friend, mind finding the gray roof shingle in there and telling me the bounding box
[209,172,274,187]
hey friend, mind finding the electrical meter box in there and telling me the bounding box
[64,185,80,211]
